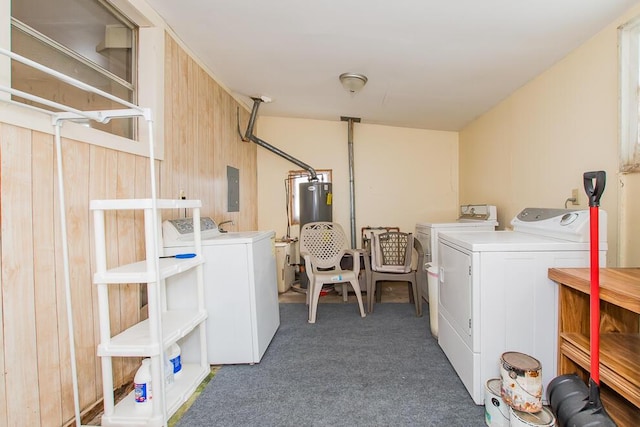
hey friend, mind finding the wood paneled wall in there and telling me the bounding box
[0,32,257,426]
[161,34,257,227]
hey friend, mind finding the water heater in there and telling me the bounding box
[299,182,332,227]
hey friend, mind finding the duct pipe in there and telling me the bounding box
[341,116,360,248]
[240,97,318,181]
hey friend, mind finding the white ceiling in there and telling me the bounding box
[145,0,640,131]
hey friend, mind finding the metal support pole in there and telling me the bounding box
[341,116,360,248]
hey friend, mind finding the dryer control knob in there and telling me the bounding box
[560,212,578,226]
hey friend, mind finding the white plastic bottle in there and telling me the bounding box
[134,358,152,406]
[168,343,182,378]
[164,352,174,387]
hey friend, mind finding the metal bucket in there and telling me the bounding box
[500,352,543,413]
[485,378,510,427]
[509,407,555,427]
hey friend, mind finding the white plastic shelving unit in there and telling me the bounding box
[92,198,209,427]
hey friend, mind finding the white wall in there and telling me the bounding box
[256,4,640,267]
[256,116,458,245]
[459,3,640,267]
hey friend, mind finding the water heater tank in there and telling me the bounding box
[299,182,332,227]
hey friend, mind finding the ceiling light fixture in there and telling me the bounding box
[339,73,368,94]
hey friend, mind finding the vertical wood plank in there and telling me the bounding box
[0,124,40,425]
[161,33,174,203]
[52,133,73,423]
[103,149,123,386]
[61,138,96,410]
[212,84,226,218]
[116,152,139,380]
[0,124,6,427]
[134,154,149,322]
[172,42,189,210]
[197,66,213,216]
[32,131,63,426]
[88,145,108,400]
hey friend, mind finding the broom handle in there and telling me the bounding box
[589,206,600,385]
[584,171,606,386]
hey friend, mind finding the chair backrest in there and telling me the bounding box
[361,226,400,252]
[299,222,349,269]
[371,232,413,273]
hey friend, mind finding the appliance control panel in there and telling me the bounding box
[515,208,577,222]
[459,204,497,221]
[511,208,607,243]
[163,217,220,244]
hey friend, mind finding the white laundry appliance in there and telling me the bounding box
[163,217,280,365]
[275,239,296,293]
[415,205,498,337]
[436,208,607,405]
[415,204,499,297]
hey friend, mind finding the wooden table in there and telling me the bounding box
[549,268,640,427]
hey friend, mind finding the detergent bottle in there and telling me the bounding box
[168,343,182,378]
[134,358,152,405]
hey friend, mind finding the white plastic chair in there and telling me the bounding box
[364,231,423,316]
[299,221,366,323]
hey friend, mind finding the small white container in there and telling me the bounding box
[485,378,510,427]
[168,343,182,377]
[134,358,152,405]
[164,352,174,387]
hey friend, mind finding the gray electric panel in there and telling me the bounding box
[227,166,239,212]
[299,182,332,227]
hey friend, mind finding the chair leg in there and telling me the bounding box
[410,279,422,317]
[367,278,375,313]
[350,279,366,318]
[308,280,324,323]
[407,282,415,304]
[342,283,348,302]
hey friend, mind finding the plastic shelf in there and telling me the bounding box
[97,309,207,357]
[100,363,209,427]
[93,256,204,284]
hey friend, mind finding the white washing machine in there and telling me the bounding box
[415,205,498,337]
[415,204,499,296]
[162,217,280,365]
[436,208,607,405]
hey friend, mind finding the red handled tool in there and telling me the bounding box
[547,171,615,426]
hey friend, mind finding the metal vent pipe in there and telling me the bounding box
[341,116,360,248]
[240,97,318,181]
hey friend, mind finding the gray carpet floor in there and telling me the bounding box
[177,302,486,427]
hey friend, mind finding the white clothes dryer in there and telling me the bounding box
[436,208,607,405]
[415,205,498,337]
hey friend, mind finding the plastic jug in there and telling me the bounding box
[134,358,152,404]
[164,352,174,387]
[168,343,182,377]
